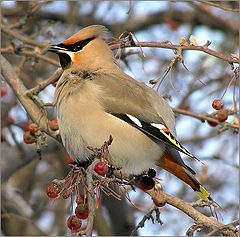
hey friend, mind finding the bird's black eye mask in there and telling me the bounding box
[57,37,95,52]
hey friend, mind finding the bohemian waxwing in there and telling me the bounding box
[48,25,211,200]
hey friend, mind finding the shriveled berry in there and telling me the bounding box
[66,154,74,165]
[148,168,156,178]
[67,215,82,233]
[75,203,89,219]
[94,161,108,176]
[212,99,223,110]
[29,123,39,135]
[61,189,72,199]
[152,196,167,207]
[23,131,36,144]
[139,176,155,191]
[1,87,7,97]
[216,109,228,122]
[46,182,62,199]
[49,118,58,131]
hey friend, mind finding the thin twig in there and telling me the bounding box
[25,68,62,96]
[1,25,49,48]
[130,207,161,236]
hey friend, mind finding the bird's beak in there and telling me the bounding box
[48,44,67,53]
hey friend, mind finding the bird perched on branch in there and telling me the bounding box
[48,25,211,200]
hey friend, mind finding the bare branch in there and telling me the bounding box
[1,25,49,48]
[173,108,240,130]
[110,42,239,64]
[1,47,59,66]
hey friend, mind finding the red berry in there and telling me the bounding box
[67,215,82,233]
[29,123,39,135]
[23,131,36,144]
[45,182,62,199]
[207,115,218,127]
[1,87,7,97]
[49,118,58,131]
[75,203,89,219]
[94,161,108,176]
[66,154,74,164]
[207,121,218,127]
[139,176,155,191]
[212,99,223,110]
[216,109,228,122]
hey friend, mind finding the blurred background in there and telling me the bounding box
[1,1,239,236]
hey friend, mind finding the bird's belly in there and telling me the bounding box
[57,99,164,175]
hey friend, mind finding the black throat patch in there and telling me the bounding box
[57,53,72,69]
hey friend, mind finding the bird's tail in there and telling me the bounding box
[156,149,211,201]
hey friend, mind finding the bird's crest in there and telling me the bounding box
[63,25,110,45]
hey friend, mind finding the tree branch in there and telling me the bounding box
[1,25,49,48]
[173,108,239,130]
[1,47,59,66]
[110,42,239,64]
[145,187,238,236]
[1,55,61,142]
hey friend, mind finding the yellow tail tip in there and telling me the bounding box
[195,185,211,201]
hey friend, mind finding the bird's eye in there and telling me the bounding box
[76,44,82,50]
[71,45,77,51]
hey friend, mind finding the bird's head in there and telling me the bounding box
[48,25,114,70]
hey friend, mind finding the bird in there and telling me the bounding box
[48,25,211,200]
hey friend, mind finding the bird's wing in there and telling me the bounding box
[93,70,176,134]
[112,113,201,162]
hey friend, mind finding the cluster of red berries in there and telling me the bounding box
[46,177,89,233]
[208,99,229,127]
[22,119,58,144]
[23,123,39,144]
[67,196,88,233]
[45,178,81,201]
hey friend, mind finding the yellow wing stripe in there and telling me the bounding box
[159,130,195,158]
